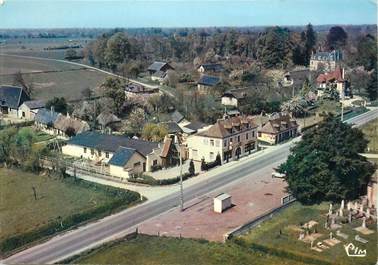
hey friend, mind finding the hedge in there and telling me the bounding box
[0,176,141,255]
[128,172,197,186]
[232,238,332,265]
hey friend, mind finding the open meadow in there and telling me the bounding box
[0,37,90,60]
[0,54,109,101]
[0,168,140,256]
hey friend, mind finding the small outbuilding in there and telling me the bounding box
[214,193,232,213]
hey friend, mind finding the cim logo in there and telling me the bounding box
[344,243,367,258]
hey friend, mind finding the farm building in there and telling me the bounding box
[147,61,174,83]
[197,75,221,93]
[221,89,248,107]
[62,132,168,178]
[0,85,30,118]
[34,109,89,139]
[18,100,45,120]
[197,63,224,73]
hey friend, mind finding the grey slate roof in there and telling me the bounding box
[184,121,207,131]
[199,63,224,72]
[161,121,183,134]
[311,50,342,61]
[0,85,30,109]
[22,100,45,109]
[108,147,136,167]
[197,75,221,87]
[96,112,121,127]
[170,110,184,123]
[35,108,59,125]
[67,131,159,156]
[147,62,174,73]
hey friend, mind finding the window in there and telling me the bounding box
[105,152,109,158]
[98,150,102,156]
[90,149,94,155]
[153,159,158,166]
[210,139,214,146]
[210,152,214,160]
[230,138,233,143]
[237,136,240,142]
[84,147,87,154]
[216,140,220,147]
[134,162,141,167]
[224,140,227,147]
[246,133,249,140]
[203,138,208,145]
[192,149,198,158]
[252,131,255,138]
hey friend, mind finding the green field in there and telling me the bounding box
[0,168,140,255]
[239,202,377,265]
[66,234,307,265]
[361,118,378,153]
[0,54,109,100]
[0,37,90,60]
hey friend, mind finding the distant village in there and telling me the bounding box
[0,46,363,180]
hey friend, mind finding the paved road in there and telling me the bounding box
[3,109,378,264]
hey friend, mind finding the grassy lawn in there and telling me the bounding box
[239,202,377,265]
[0,168,140,255]
[66,235,307,265]
[360,118,378,153]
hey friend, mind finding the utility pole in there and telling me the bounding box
[175,135,184,211]
[179,143,184,211]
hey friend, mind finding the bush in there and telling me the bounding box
[128,172,197,186]
[200,154,221,171]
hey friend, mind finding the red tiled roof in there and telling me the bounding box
[316,67,344,84]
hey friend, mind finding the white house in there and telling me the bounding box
[18,100,45,120]
[187,115,258,164]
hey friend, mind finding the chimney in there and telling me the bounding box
[50,106,54,115]
[342,68,345,79]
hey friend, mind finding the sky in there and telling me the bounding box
[0,0,376,28]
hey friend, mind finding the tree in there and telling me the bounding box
[104,32,131,70]
[142,123,168,142]
[45,97,68,114]
[279,116,375,204]
[125,108,146,135]
[366,70,377,101]
[13,71,33,96]
[81,87,93,99]
[280,96,307,118]
[65,49,77,60]
[355,34,377,71]
[326,26,347,49]
[189,159,195,176]
[303,23,316,66]
[65,127,76,138]
[101,77,126,115]
[256,27,293,68]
